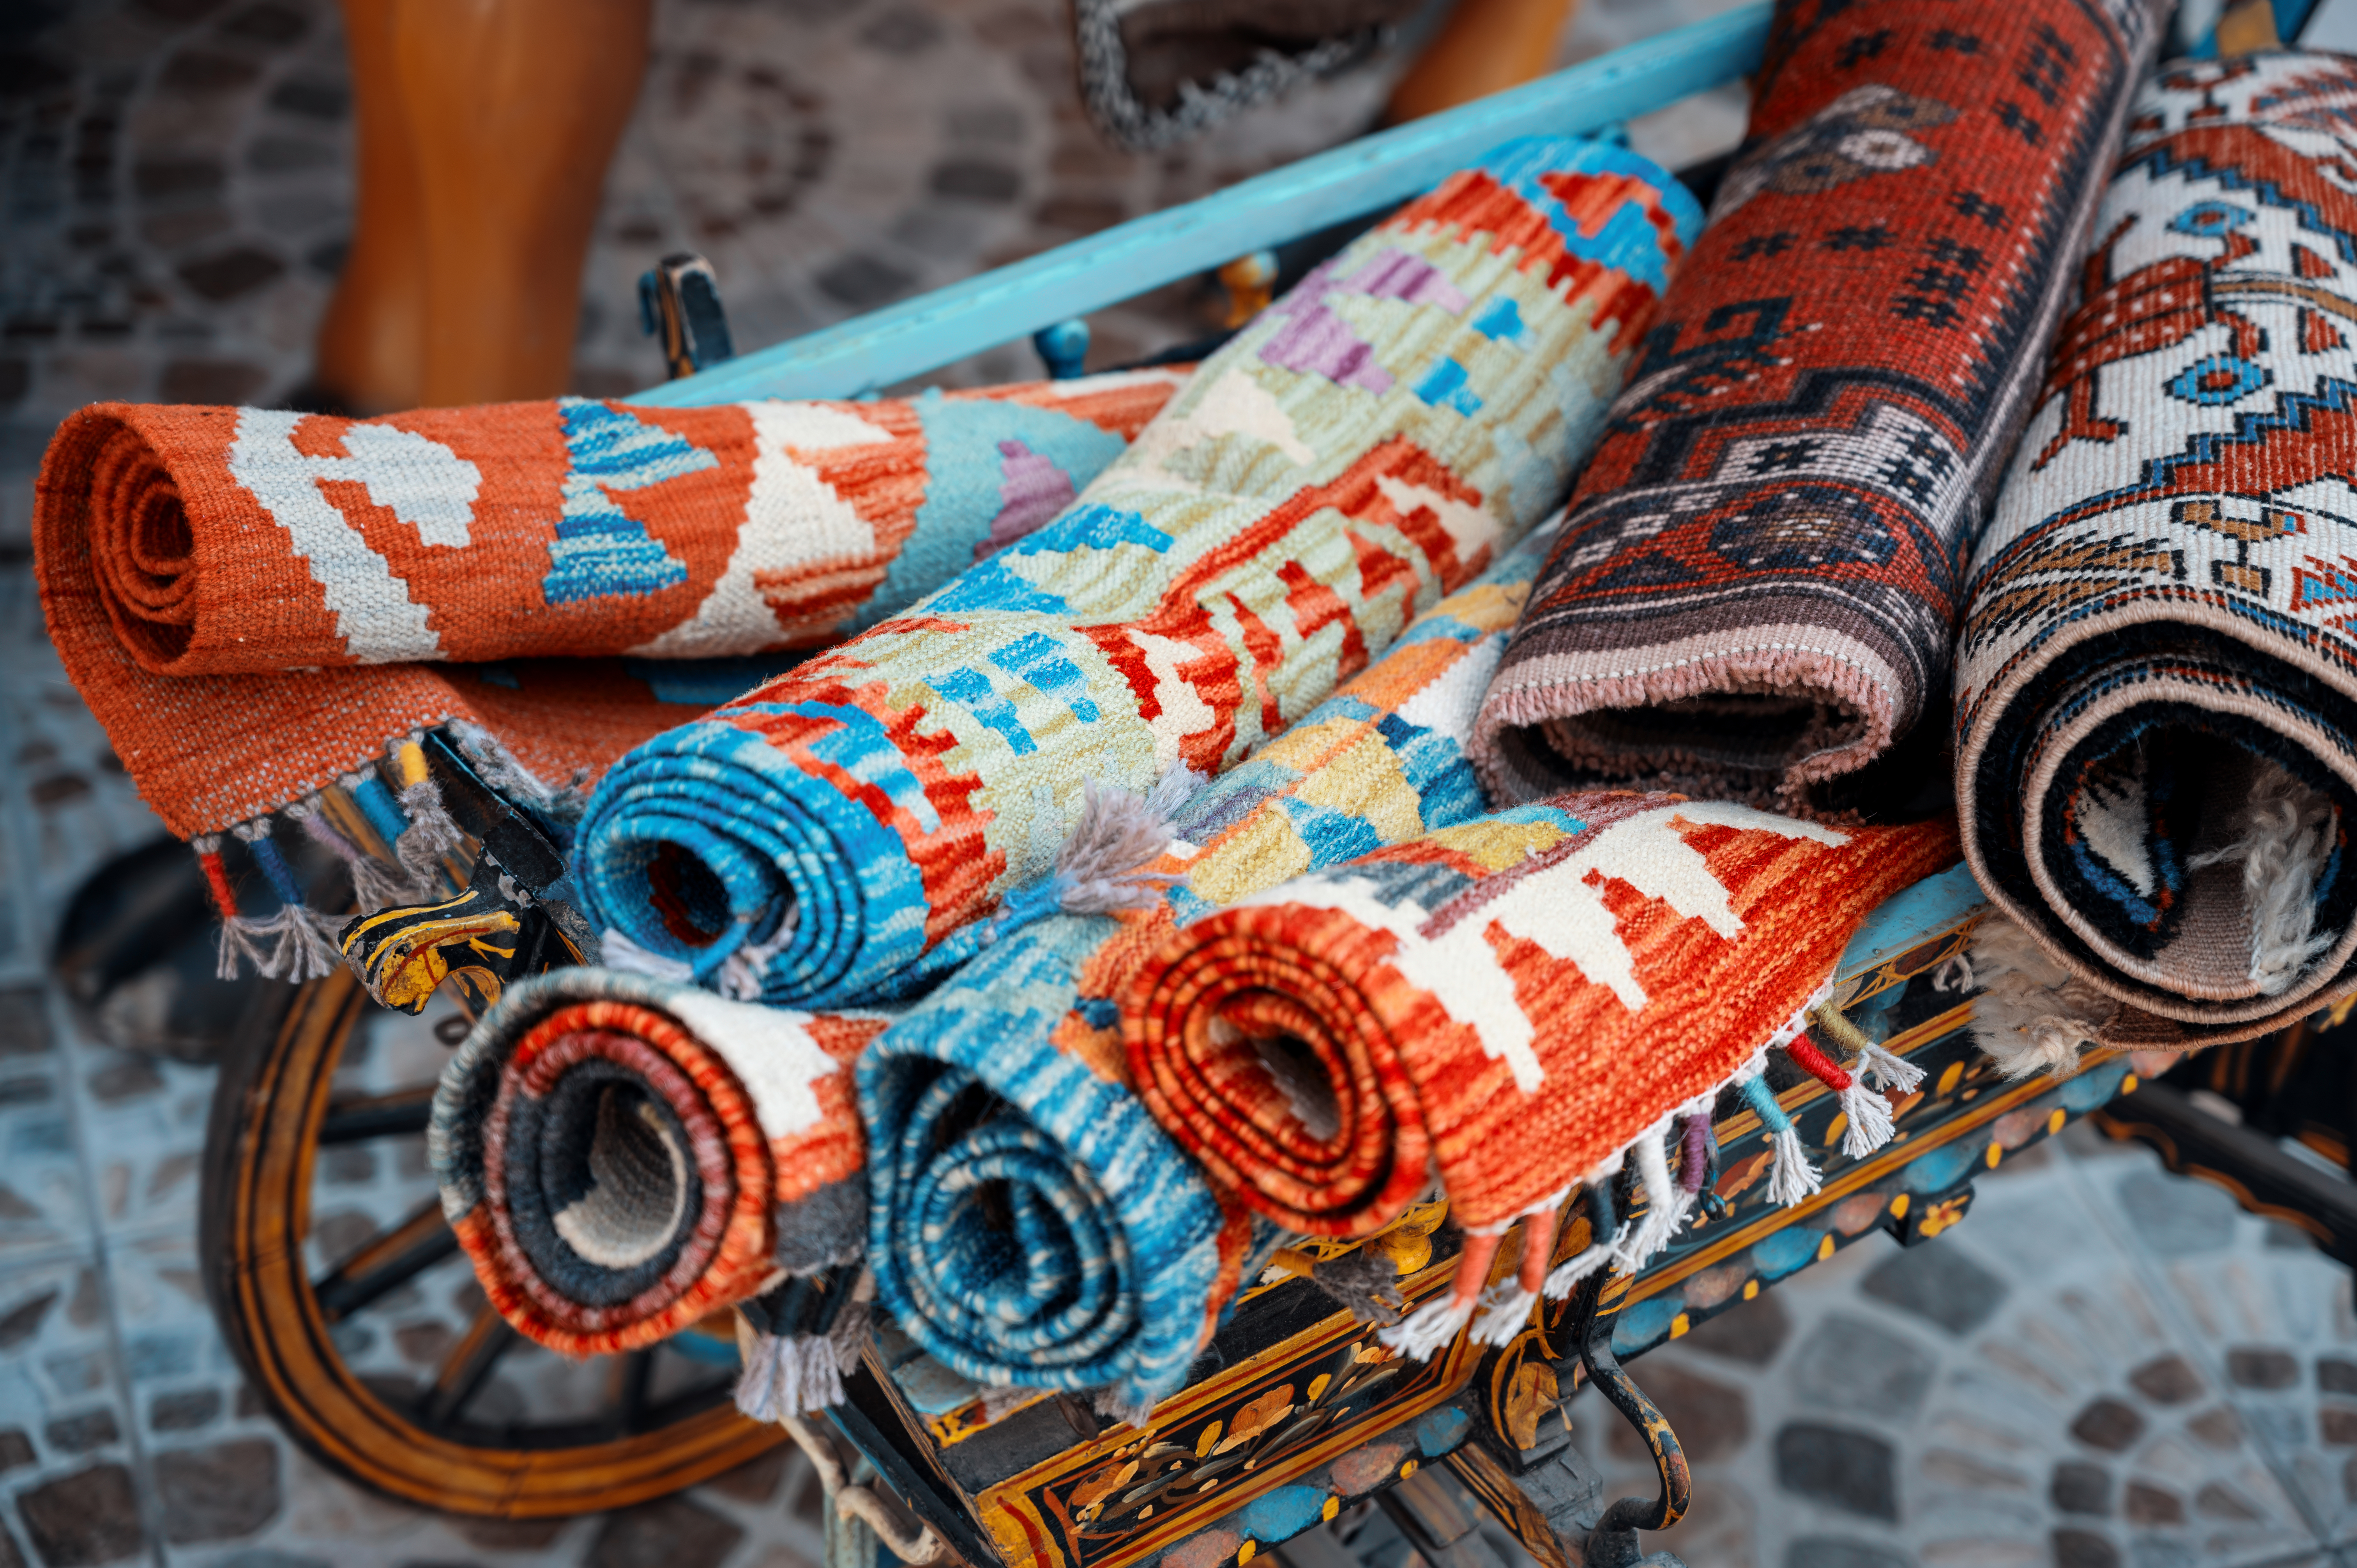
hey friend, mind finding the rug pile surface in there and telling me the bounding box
[1472,0,2164,813]
[571,135,1703,1009]
[1958,51,2357,1050]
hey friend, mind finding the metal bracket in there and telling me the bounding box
[1564,1180,1691,1568]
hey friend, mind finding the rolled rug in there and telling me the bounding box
[860,523,1559,1414]
[431,965,887,1398]
[1124,791,1958,1354]
[36,372,1181,675]
[1958,52,2357,1051]
[34,373,1180,975]
[573,135,1703,1008]
[1470,0,2165,814]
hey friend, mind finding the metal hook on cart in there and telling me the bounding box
[776,1410,951,1566]
[1564,1179,1692,1568]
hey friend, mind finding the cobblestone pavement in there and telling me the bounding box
[0,0,1747,550]
[1567,1123,2357,1567]
[11,0,2348,1564]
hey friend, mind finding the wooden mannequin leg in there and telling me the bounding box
[315,0,654,413]
[1382,0,1582,124]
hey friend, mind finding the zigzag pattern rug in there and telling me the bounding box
[572,136,1703,1009]
[33,374,1176,844]
[1958,52,2357,1049]
[857,524,1557,1412]
[1125,791,1956,1349]
[1472,0,2163,813]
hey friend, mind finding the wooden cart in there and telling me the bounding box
[195,5,2156,1559]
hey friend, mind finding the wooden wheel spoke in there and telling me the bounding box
[422,1305,520,1429]
[313,1197,460,1323]
[320,1086,437,1144]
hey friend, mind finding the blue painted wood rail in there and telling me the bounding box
[628,2,1769,408]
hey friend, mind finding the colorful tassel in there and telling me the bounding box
[1785,1031,1895,1159]
[1467,1201,1562,1347]
[194,833,270,980]
[288,796,414,912]
[229,820,340,981]
[1380,1227,1500,1360]
[1616,1119,1691,1270]
[1809,1003,1928,1095]
[1543,1182,1623,1300]
[1740,1074,1822,1207]
[345,770,411,858]
[391,737,464,885]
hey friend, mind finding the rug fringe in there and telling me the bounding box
[1380,1294,1474,1360]
[290,796,415,912]
[1961,914,2109,1079]
[1051,767,1202,914]
[731,1294,871,1421]
[392,738,465,884]
[1467,1280,1538,1347]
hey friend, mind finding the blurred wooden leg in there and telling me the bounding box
[316,0,654,412]
[1382,0,1581,124]
[315,0,426,412]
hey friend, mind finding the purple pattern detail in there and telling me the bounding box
[976,438,1080,561]
[1343,249,1472,313]
[1256,249,1471,394]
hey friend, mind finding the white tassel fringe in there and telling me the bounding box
[1378,1295,1474,1361]
[1764,1125,1823,1207]
[1838,1080,1896,1158]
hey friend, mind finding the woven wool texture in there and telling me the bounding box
[572,136,1702,1010]
[1958,53,2357,1048]
[856,525,1556,1409]
[431,966,885,1357]
[38,376,1180,673]
[1124,792,1958,1241]
[33,376,1178,841]
[1470,0,2164,814]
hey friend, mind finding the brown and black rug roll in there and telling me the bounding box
[1470,0,2164,816]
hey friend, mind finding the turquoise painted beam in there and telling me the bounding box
[631,1,1770,408]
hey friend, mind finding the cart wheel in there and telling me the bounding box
[200,965,786,1517]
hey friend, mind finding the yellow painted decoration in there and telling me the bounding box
[2047,1108,2067,1136]
[1985,1142,2004,1169]
[1237,1542,1255,1565]
[2122,1074,2139,1094]
[1814,1233,1835,1262]
[1936,1061,1965,1095]
[1322,1496,1341,1522]
[1371,1227,1433,1277]
[1400,1460,1418,1479]
[1825,1112,1848,1147]
[1668,1313,1689,1339]
[1196,1421,1223,1458]
[1307,1374,1331,1404]
[1741,1279,1759,1301]
[1888,1193,1910,1220]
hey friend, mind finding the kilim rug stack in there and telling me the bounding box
[31,374,1178,969]
[1124,792,1958,1354]
[857,524,1559,1414]
[1470,0,2165,815]
[430,966,885,1402]
[1958,52,2357,1055]
[570,136,1703,1010]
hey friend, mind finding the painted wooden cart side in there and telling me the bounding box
[621,3,1772,406]
[814,860,2144,1568]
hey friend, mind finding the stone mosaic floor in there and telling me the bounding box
[8,0,2354,1563]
